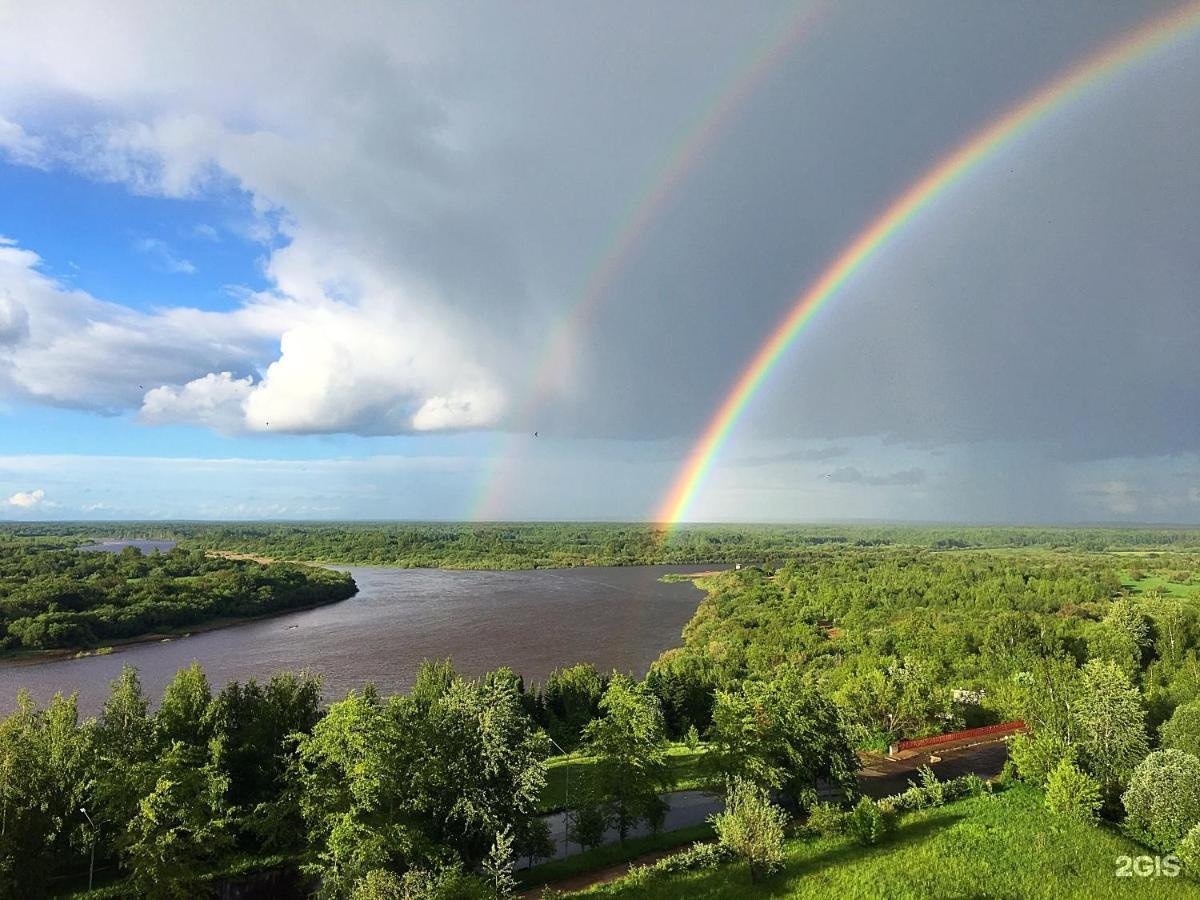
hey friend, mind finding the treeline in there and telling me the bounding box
[0,545,356,652]
[0,659,860,898]
[5,543,1200,894]
[646,548,1200,747]
[643,548,1200,864]
[5,522,1199,569]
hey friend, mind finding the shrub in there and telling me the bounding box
[626,840,733,883]
[352,870,404,900]
[709,777,788,882]
[1122,750,1200,851]
[846,796,895,847]
[883,772,991,812]
[1161,702,1200,758]
[955,773,992,799]
[357,866,490,900]
[1177,823,1200,875]
[916,766,945,808]
[1009,731,1072,788]
[805,801,847,836]
[1045,758,1102,825]
[650,840,731,874]
[482,827,517,900]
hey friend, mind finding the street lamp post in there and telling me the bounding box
[79,807,96,892]
[547,736,571,857]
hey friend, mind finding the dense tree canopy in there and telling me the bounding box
[0,544,356,652]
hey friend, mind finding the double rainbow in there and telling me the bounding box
[471,2,827,521]
[656,1,1200,525]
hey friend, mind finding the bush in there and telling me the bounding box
[916,766,945,808]
[883,772,991,812]
[626,840,733,883]
[1009,731,1072,788]
[846,796,895,847]
[1122,750,1200,851]
[805,801,847,837]
[955,773,992,799]
[1045,758,1102,825]
[1161,702,1200,758]
[352,870,403,899]
[1177,823,1200,875]
[710,777,788,882]
[651,840,731,874]
[355,866,490,900]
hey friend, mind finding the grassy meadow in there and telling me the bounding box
[576,786,1199,899]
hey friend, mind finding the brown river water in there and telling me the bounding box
[0,562,715,713]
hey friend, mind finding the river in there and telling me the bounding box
[0,562,716,713]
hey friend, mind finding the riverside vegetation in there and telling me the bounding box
[0,526,1199,896]
[0,542,356,654]
[6,521,1200,568]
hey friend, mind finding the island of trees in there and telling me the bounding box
[0,542,357,653]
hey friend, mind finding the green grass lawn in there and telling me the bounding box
[1121,573,1199,599]
[540,744,714,813]
[574,785,1199,899]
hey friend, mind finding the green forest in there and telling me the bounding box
[0,543,356,653]
[6,521,1200,568]
[1,529,1200,897]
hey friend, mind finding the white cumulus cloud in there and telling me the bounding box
[0,233,505,434]
[5,488,45,508]
[140,371,254,433]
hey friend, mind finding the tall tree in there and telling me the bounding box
[0,691,94,896]
[577,673,669,843]
[156,661,214,747]
[1074,658,1149,798]
[712,668,858,810]
[123,741,233,900]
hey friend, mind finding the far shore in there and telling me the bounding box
[0,594,354,668]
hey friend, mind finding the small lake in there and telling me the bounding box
[0,564,715,713]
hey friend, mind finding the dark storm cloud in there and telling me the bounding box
[826,466,926,487]
[736,445,851,466]
[531,1,1198,466]
[1,1,1197,468]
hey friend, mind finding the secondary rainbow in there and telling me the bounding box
[471,2,827,520]
[656,1,1200,526]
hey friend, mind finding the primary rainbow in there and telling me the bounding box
[656,1,1200,526]
[472,2,827,521]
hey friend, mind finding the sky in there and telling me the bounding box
[0,0,1197,523]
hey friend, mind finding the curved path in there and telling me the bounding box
[522,735,1013,894]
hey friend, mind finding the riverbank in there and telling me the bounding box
[0,564,710,713]
[0,593,358,667]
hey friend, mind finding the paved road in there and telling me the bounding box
[858,738,1011,797]
[538,788,722,862]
